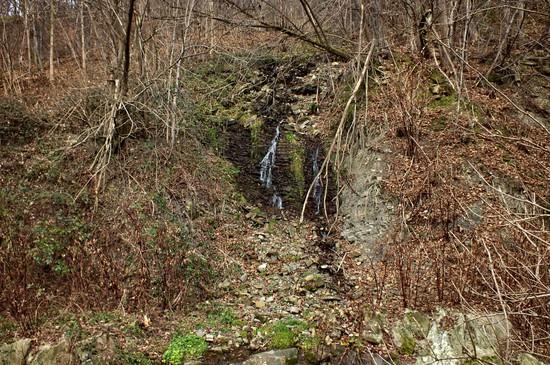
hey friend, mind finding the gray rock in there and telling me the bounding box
[416,309,512,365]
[241,348,298,365]
[362,309,386,345]
[461,312,511,359]
[339,148,395,262]
[392,310,430,354]
[288,306,301,314]
[518,353,546,365]
[0,339,31,365]
[76,334,119,365]
[28,339,75,365]
[303,273,325,291]
[455,201,484,233]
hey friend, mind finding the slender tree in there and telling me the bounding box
[49,0,55,82]
[120,0,137,97]
[80,0,86,73]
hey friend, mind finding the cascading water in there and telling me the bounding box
[272,194,283,209]
[259,124,280,189]
[260,123,283,209]
[312,146,323,215]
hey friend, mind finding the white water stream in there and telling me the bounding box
[259,123,283,208]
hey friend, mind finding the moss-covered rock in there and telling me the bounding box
[362,309,387,345]
[392,310,430,354]
[162,333,208,365]
[259,318,310,350]
[0,339,31,365]
[28,339,75,365]
[302,273,325,292]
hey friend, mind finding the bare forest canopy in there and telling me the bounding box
[1,0,548,87]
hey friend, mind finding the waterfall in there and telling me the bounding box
[259,123,281,188]
[259,123,283,209]
[272,194,283,209]
[312,146,323,215]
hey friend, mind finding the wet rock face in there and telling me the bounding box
[219,56,335,214]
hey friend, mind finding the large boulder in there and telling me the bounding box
[28,338,75,365]
[75,334,119,364]
[392,310,430,354]
[362,309,387,345]
[416,309,512,365]
[241,348,298,365]
[0,339,31,365]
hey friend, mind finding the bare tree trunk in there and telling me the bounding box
[209,0,214,55]
[485,6,521,78]
[120,0,137,97]
[49,0,55,82]
[58,18,80,68]
[31,3,41,70]
[134,0,148,78]
[80,0,86,73]
[167,0,179,106]
[369,0,386,51]
[23,0,31,72]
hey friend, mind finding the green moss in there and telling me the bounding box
[0,315,17,336]
[430,69,448,85]
[32,215,90,276]
[207,307,240,329]
[123,321,145,338]
[119,350,153,365]
[284,132,305,201]
[431,116,447,132]
[163,333,208,365]
[89,311,121,324]
[285,132,297,143]
[429,95,457,109]
[247,116,264,158]
[221,162,240,183]
[260,318,309,350]
[399,332,416,355]
[300,335,322,363]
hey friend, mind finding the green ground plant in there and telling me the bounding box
[207,307,240,329]
[259,318,310,349]
[162,333,208,365]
